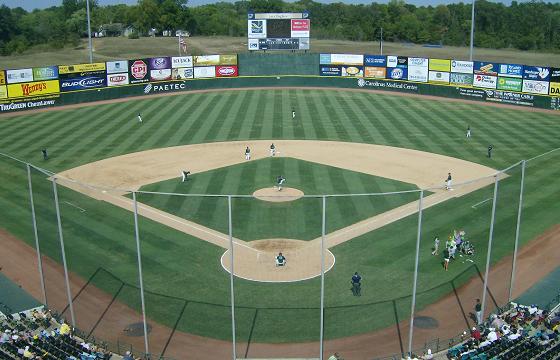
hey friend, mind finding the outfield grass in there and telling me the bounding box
[136,157,421,240]
[0,89,559,346]
[1,36,559,69]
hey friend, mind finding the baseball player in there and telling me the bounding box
[275,252,286,266]
[445,172,452,190]
[41,148,48,160]
[431,236,440,255]
[351,272,362,296]
[487,144,494,158]
[245,146,251,160]
[181,170,191,182]
[270,143,276,157]
[292,108,296,119]
[466,125,471,138]
[137,113,143,123]
[276,175,286,191]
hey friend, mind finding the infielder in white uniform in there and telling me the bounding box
[137,113,143,123]
[181,170,191,182]
[445,172,452,190]
[270,143,276,157]
[245,146,251,160]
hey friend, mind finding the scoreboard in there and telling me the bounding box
[248,12,310,51]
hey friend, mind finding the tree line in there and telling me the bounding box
[1,0,559,56]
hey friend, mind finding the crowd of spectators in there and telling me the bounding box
[447,302,560,359]
[0,308,114,360]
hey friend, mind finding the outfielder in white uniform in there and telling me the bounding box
[270,143,276,157]
[245,146,251,160]
[446,172,452,190]
[137,113,143,123]
[466,125,471,138]
[292,109,296,119]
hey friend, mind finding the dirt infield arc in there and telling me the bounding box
[55,140,497,282]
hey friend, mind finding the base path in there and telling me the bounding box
[56,140,498,282]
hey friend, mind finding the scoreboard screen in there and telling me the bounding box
[248,12,310,51]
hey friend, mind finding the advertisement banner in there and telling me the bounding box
[192,55,237,66]
[32,66,58,81]
[522,80,549,95]
[129,59,149,84]
[7,80,60,97]
[172,67,194,79]
[0,71,5,85]
[0,85,7,99]
[497,77,522,92]
[219,55,238,65]
[451,60,473,74]
[59,63,105,74]
[550,82,560,96]
[149,57,171,70]
[319,66,341,76]
[216,65,239,77]
[457,88,534,107]
[6,69,33,84]
[408,57,428,67]
[291,19,310,37]
[0,98,58,113]
[341,65,363,77]
[364,55,386,67]
[328,54,363,65]
[194,66,216,78]
[248,19,267,38]
[523,66,550,81]
[60,72,105,91]
[356,78,418,92]
[106,73,129,87]
[386,67,407,80]
[320,54,331,64]
[474,61,499,75]
[498,64,523,78]
[407,66,428,82]
[150,69,172,81]
[299,38,310,50]
[172,56,193,68]
[106,61,128,74]
[429,59,451,72]
[473,74,497,89]
[364,67,386,79]
[396,56,408,68]
[428,71,450,83]
[387,56,397,68]
[550,68,560,82]
[450,73,473,85]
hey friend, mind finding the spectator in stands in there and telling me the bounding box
[422,348,433,359]
[0,329,10,343]
[470,326,481,343]
[474,299,482,324]
[59,322,71,336]
[508,328,521,340]
[328,352,342,360]
[123,350,134,360]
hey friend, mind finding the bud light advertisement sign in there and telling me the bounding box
[59,71,106,91]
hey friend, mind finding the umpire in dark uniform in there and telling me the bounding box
[351,272,362,296]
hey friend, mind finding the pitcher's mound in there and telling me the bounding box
[221,239,335,282]
[253,187,304,202]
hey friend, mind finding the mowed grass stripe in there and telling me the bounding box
[248,91,267,140]
[352,94,401,146]
[150,93,200,147]
[271,89,284,139]
[168,93,212,145]
[197,91,239,142]
[213,91,248,141]
[327,92,373,143]
[225,90,252,140]
[177,92,220,144]
[320,91,353,141]
[302,91,328,140]
[335,93,377,143]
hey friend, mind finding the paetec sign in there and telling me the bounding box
[32,66,59,81]
[143,82,187,94]
[106,61,128,74]
[6,69,33,84]
[172,67,194,79]
[172,56,193,68]
[498,64,523,78]
[364,55,386,67]
[60,73,105,91]
[216,66,238,77]
[497,77,522,91]
[473,74,497,89]
[129,59,149,84]
[523,66,550,81]
[7,80,60,97]
[451,60,473,74]
[107,73,129,86]
[59,63,105,74]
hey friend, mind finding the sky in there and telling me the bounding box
[0,0,549,11]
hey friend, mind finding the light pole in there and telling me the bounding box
[380,27,383,55]
[86,0,93,63]
[469,0,475,61]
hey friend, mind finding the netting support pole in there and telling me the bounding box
[407,190,424,356]
[319,196,326,360]
[132,192,150,356]
[509,160,526,302]
[481,175,499,320]
[27,164,48,306]
[52,178,76,328]
[228,195,237,360]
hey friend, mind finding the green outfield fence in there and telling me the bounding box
[0,146,559,359]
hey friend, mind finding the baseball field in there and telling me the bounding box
[0,88,559,359]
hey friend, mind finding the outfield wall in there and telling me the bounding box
[1,53,559,113]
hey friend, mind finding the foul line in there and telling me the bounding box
[471,198,492,209]
[63,201,86,212]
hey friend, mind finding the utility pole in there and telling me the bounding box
[86,0,93,63]
[380,27,383,55]
[469,0,475,61]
